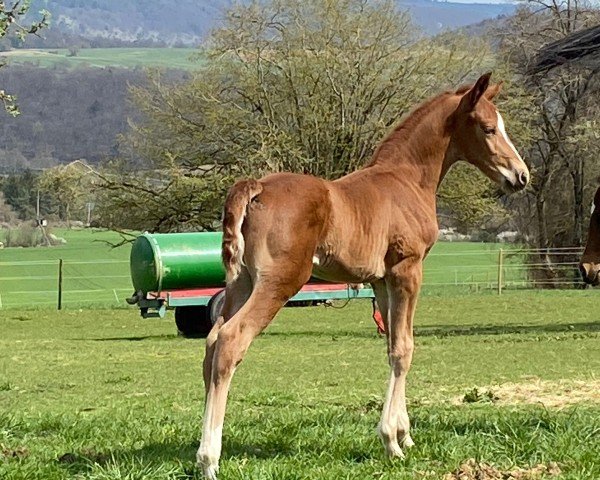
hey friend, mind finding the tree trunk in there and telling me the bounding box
[571,156,585,246]
[571,155,585,288]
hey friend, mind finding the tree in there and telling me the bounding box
[498,0,600,283]
[37,160,94,225]
[105,0,492,233]
[0,1,50,115]
[93,157,231,233]
[1,169,53,219]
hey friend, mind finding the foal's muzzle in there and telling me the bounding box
[502,168,529,193]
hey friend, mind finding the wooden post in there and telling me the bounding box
[57,259,63,310]
[497,248,504,295]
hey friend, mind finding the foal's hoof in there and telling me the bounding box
[199,462,219,480]
[401,434,415,448]
[384,443,405,459]
[197,452,219,480]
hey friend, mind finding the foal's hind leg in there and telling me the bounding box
[203,268,253,394]
[196,275,306,479]
[371,279,389,332]
[378,258,421,458]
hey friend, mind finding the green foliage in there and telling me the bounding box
[93,160,232,232]
[0,169,53,219]
[3,223,45,247]
[438,163,507,232]
[37,160,95,224]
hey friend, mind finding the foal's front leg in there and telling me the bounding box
[377,259,421,458]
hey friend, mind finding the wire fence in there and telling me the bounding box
[0,247,590,309]
[0,259,132,309]
[421,247,585,293]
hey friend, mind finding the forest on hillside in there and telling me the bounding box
[0,65,189,171]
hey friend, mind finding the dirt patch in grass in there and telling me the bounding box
[57,448,109,465]
[443,458,561,480]
[453,379,600,408]
[1,444,29,459]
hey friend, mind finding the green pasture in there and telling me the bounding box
[0,228,522,309]
[0,229,131,308]
[0,48,201,70]
[1,292,599,479]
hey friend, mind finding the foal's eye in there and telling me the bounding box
[483,126,496,135]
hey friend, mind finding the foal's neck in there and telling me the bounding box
[368,95,457,193]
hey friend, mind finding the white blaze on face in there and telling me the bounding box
[496,111,524,162]
[592,202,596,215]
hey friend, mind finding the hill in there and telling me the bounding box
[17,0,516,48]
[24,0,233,47]
[402,0,515,34]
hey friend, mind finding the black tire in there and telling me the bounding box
[288,299,324,307]
[174,306,213,338]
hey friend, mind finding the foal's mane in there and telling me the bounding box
[367,86,466,166]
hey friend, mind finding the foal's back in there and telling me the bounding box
[240,166,437,283]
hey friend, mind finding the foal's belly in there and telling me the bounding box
[311,252,385,284]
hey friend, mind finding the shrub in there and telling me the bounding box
[4,224,45,247]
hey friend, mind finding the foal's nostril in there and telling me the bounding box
[518,170,529,187]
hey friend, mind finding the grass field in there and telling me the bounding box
[0,48,201,70]
[1,292,599,479]
[0,229,131,308]
[0,228,521,309]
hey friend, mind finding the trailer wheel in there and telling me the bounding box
[208,289,226,324]
[174,306,212,338]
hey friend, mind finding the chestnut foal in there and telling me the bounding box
[197,73,529,479]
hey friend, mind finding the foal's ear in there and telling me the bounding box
[460,72,492,111]
[485,81,503,101]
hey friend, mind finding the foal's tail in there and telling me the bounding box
[222,179,263,283]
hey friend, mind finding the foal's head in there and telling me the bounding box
[580,187,600,285]
[450,72,529,193]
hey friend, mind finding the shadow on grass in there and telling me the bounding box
[56,416,378,478]
[417,321,600,337]
[74,334,180,342]
[55,405,596,477]
[73,321,599,343]
[263,321,600,339]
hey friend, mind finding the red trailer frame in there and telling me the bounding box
[131,283,377,338]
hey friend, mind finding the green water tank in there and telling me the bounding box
[130,232,225,293]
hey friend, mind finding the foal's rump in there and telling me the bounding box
[222,172,331,287]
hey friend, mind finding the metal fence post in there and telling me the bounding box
[497,248,504,295]
[57,259,63,310]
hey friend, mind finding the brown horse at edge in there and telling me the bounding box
[580,187,600,284]
[197,72,530,479]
